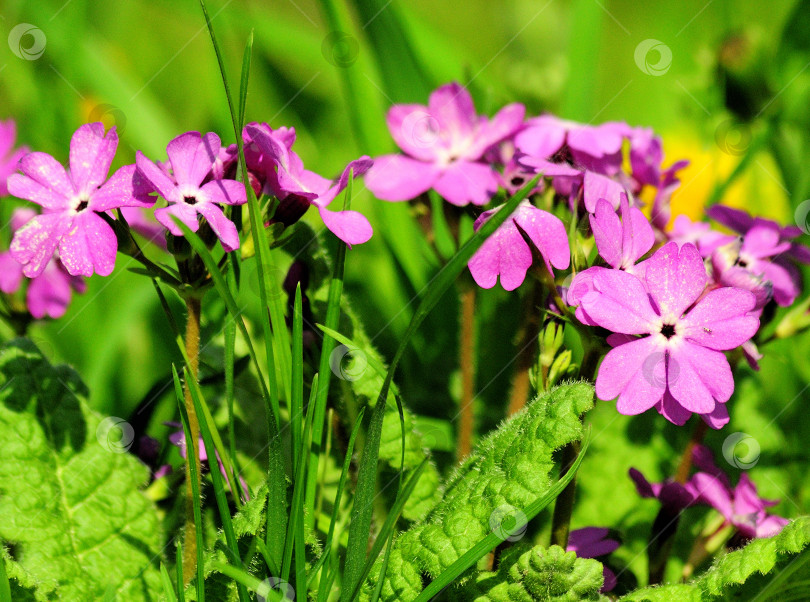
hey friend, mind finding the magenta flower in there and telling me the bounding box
[467,201,570,290]
[567,527,620,592]
[136,131,246,252]
[7,123,152,277]
[246,123,374,246]
[577,242,759,427]
[629,467,700,512]
[667,215,734,257]
[0,208,86,319]
[690,445,788,539]
[365,82,525,206]
[0,119,28,197]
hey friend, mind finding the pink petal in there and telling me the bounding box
[761,259,800,306]
[644,242,707,319]
[583,172,624,213]
[317,206,373,246]
[514,116,567,159]
[69,122,117,194]
[11,213,70,278]
[655,391,692,426]
[201,178,247,206]
[136,151,177,201]
[690,472,734,519]
[167,132,220,187]
[312,156,374,208]
[622,198,655,266]
[681,287,759,350]
[155,204,200,236]
[364,154,439,202]
[468,103,525,158]
[583,269,658,334]
[26,259,73,319]
[513,204,570,271]
[595,336,665,412]
[433,160,499,206]
[569,123,625,157]
[706,205,754,234]
[0,251,24,293]
[567,267,600,307]
[590,199,623,268]
[567,527,619,557]
[9,153,73,210]
[58,211,118,277]
[700,402,730,430]
[468,220,532,291]
[196,203,240,252]
[427,82,477,140]
[629,468,657,499]
[92,164,155,211]
[668,343,733,413]
[755,515,789,538]
[387,104,442,161]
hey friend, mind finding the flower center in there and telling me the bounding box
[73,194,90,213]
[660,323,677,339]
[510,176,525,187]
[183,195,198,205]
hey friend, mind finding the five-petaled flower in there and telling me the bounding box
[8,123,152,277]
[136,131,247,252]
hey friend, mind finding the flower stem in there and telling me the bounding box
[457,282,477,461]
[508,284,544,415]
[182,296,202,584]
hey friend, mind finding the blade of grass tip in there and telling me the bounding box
[187,370,250,602]
[412,434,591,602]
[198,0,292,411]
[176,543,186,602]
[173,365,205,600]
[305,171,352,531]
[315,407,366,602]
[340,175,541,600]
[0,554,11,602]
[350,459,429,602]
[238,30,253,132]
[160,564,179,602]
[208,562,275,600]
[171,218,287,570]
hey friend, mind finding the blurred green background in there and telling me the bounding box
[2,0,810,586]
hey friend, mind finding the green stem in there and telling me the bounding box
[457,282,477,461]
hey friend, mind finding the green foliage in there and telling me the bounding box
[454,544,607,601]
[0,338,162,601]
[359,382,594,601]
[622,517,810,601]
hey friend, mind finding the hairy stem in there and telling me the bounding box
[457,283,477,461]
[508,284,544,415]
[182,296,202,584]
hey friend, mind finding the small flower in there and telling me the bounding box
[577,242,759,426]
[8,123,152,277]
[629,467,700,512]
[136,131,246,252]
[566,527,620,592]
[0,208,86,319]
[246,123,373,246]
[365,82,525,206]
[0,119,28,197]
[667,215,734,257]
[467,201,570,290]
[690,444,788,539]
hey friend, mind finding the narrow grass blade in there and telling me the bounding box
[208,562,280,600]
[160,563,178,602]
[291,284,304,474]
[0,553,11,602]
[238,31,254,132]
[176,544,186,602]
[428,190,457,259]
[412,434,591,602]
[340,175,541,601]
[173,366,205,601]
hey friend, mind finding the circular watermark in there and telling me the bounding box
[419,424,453,452]
[321,31,359,68]
[489,504,528,542]
[722,432,760,469]
[793,200,810,235]
[715,119,751,156]
[96,416,135,453]
[400,110,441,150]
[329,344,368,382]
[88,104,127,136]
[8,24,46,60]
[641,351,677,389]
[257,577,295,601]
[634,39,672,76]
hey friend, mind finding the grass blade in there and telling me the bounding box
[238,30,253,131]
[340,175,541,600]
[160,563,178,602]
[412,434,591,602]
[176,544,186,602]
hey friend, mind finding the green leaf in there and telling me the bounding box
[454,544,606,601]
[0,339,162,601]
[359,381,595,601]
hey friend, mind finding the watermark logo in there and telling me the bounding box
[634,39,672,76]
[400,110,441,149]
[642,352,677,389]
[96,417,135,453]
[9,24,46,60]
[329,344,367,381]
[88,104,127,136]
[722,432,760,469]
[489,504,528,542]
[794,199,810,235]
[322,31,359,68]
[257,577,295,601]
[715,119,751,156]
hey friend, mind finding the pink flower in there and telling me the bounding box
[0,119,28,197]
[0,208,86,319]
[467,201,570,290]
[365,82,525,206]
[577,242,759,427]
[629,467,700,512]
[136,131,246,252]
[566,527,620,592]
[246,123,373,246]
[667,215,734,257]
[8,123,152,277]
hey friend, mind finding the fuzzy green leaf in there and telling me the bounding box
[0,339,162,601]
